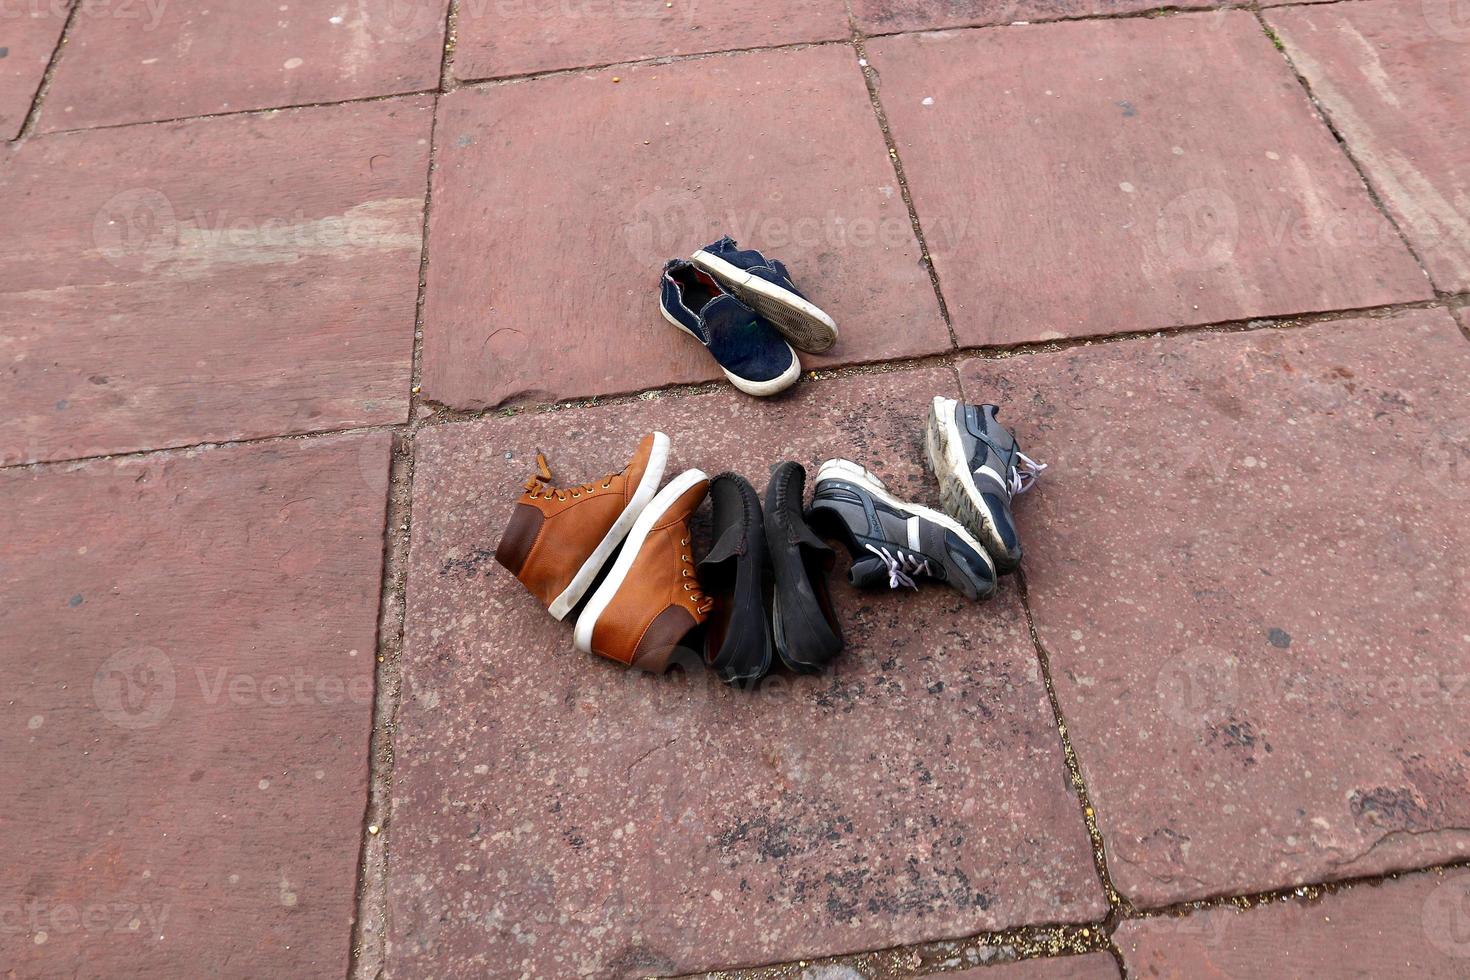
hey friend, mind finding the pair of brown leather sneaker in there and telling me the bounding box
[493,433,711,672]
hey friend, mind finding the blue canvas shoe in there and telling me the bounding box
[660,259,801,398]
[690,236,838,354]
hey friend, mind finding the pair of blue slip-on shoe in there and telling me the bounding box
[660,237,839,398]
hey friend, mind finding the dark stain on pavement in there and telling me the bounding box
[440,548,497,577]
[1350,786,1432,831]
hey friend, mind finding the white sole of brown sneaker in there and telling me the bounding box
[547,431,670,621]
[573,467,709,656]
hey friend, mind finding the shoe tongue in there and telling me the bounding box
[848,556,892,589]
[980,405,1018,452]
[700,294,760,335]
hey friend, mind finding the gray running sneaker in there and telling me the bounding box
[924,395,1046,573]
[806,459,998,601]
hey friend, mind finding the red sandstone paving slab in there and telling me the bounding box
[866,14,1431,348]
[925,952,1120,979]
[851,0,1221,35]
[387,367,1104,978]
[958,308,1470,908]
[38,0,446,132]
[452,0,849,81]
[420,45,947,411]
[1,96,431,465]
[0,432,391,977]
[1117,870,1470,977]
[0,2,67,139]
[1267,0,1470,293]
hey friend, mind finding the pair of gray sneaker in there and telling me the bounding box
[805,396,1046,600]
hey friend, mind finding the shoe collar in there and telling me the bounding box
[665,258,738,317]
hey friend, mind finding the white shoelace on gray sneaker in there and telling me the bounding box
[864,543,933,590]
[1008,451,1047,497]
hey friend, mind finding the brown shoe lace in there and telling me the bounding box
[523,453,618,502]
[679,534,713,615]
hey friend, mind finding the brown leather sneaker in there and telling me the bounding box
[573,468,712,672]
[494,432,669,620]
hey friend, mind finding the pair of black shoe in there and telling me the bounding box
[698,463,844,684]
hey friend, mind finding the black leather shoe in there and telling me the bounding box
[764,461,843,673]
[699,473,773,684]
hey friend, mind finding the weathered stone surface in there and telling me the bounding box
[453,0,849,80]
[39,0,446,131]
[388,367,1104,977]
[0,2,67,139]
[926,952,1120,979]
[420,45,947,410]
[867,14,1430,348]
[1268,0,1470,292]
[959,308,1470,907]
[1117,871,1470,977]
[852,0,1219,34]
[0,432,391,977]
[1,97,431,464]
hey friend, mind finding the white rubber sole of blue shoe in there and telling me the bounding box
[813,457,997,597]
[574,467,709,655]
[690,249,838,354]
[547,431,670,621]
[924,395,1015,569]
[659,304,801,397]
